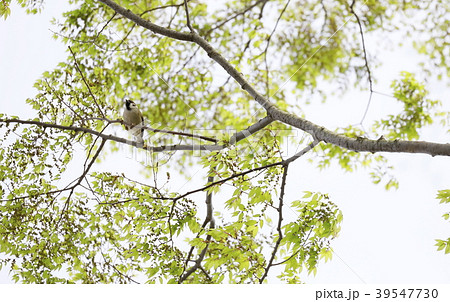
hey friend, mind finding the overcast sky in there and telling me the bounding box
[0,1,449,284]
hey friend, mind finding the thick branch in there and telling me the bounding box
[268,108,450,157]
[204,176,215,227]
[229,116,273,144]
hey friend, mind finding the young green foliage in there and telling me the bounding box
[435,190,450,254]
[0,0,449,283]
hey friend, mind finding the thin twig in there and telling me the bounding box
[349,0,374,124]
[44,79,82,120]
[319,0,329,34]
[68,46,105,118]
[172,45,201,76]
[112,23,137,51]
[283,140,320,165]
[142,125,219,143]
[183,0,194,32]
[200,266,212,281]
[180,175,215,274]
[101,251,140,284]
[83,124,109,171]
[205,0,268,36]
[260,0,291,95]
[271,229,314,266]
[259,164,288,283]
[179,176,215,283]
[139,1,188,17]
[94,12,117,43]
[181,201,213,276]
[56,139,106,227]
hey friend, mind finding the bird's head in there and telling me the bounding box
[125,99,137,110]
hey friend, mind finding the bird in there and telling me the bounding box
[123,99,145,144]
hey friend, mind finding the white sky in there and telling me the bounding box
[0,1,449,284]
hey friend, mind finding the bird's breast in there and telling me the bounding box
[123,109,143,126]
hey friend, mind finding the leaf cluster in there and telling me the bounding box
[435,190,450,255]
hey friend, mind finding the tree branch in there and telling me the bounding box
[183,0,194,32]
[56,138,106,226]
[0,118,219,152]
[101,251,140,284]
[141,125,218,143]
[319,0,329,34]
[260,0,290,94]
[68,46,105,118]
[268,109,450,156]
[283,140,320,165]
[93,12,117,43]
[260,164,288,283]
[44,79,83,120]
[179,176,215,283]
[204,0,268,36]
[229,116,273,144]
[349,0,374,124]
[271,228,315,267]
[0,116,274,154]
[349,0,372,93]
[81,117,218,143]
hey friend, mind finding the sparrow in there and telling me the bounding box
[123,99,144,144]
